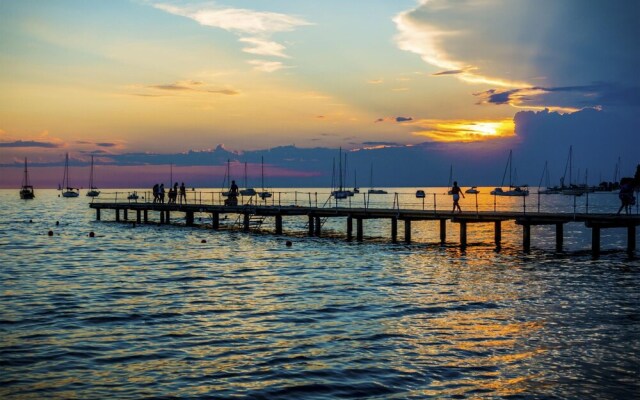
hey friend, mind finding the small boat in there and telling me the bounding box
[86,155,100,197]
[465,186,480,194]
[415,190,425,198]
[239,161,257,196]
[332,148,353,199]
[368,164,387,194]
[127,191,139,200]
[258,156,272,199]
[491,150,529,196]
[61,153,80,198]
[19,158,35,199]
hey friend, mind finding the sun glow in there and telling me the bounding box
[411,118,515,142]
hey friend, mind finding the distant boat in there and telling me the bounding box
[19,157,35,200]
[353,169,360,194]
[538,161,561,194]
[560,146,592,196]
[240,162,257,196]
[465,186,480,194]
[127,191,139,200]
[221,159,231,197]
[416,189,425,198]
[86,155,100,197]
[259,156,272,200]
[490,150,529,196]
[368,164,387,194]
[61,153,80,198]
[332,148,352,199]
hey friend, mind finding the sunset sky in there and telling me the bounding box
[1,0,638,188]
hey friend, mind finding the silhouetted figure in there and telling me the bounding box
[617,181,635,215]
[451,181,465,213]
[179,182,186,204]
[153,183,159,203]
[159,183,165,203]
[226,180,239,206]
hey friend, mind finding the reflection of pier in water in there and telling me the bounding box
[90,191,638,257]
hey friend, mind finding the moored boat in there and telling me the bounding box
[61,153,79,198]
[19,158,35,200]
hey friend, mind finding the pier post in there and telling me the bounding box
[523,224,531,252]
[592,226,601,256]
[143,210,148,223]
[404,219,411,244]
[628,225,636,253]
[160,211,165,224]
[136,210,141,224]
[211,213,219,230]
[556,223,564,252]
[165,211,170,224]
[494,221,501,247]
[308,215,315,236]
[275,215,283,234]
[115,209,120,222]
[440,219,446,245]
[356,218,363,242]
[314,216,321,236]
[96,208,101,221]
[123,209,128,221]
[347,216,353,241]
[243,213,250,232]
[186,211,194,226]
[391,217,398,243]
[460,222,467,248]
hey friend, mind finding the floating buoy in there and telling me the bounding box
[48,230,53,236]
[29,219,33,223]
[89,232,95,237]
[55,221,59,226]
[201,239,207,243]
[286,240,292,247]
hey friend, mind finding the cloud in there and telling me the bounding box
[136,80,240,96]
[410,118,516,143]
[395,116,413,122]
[0,140,60,148]
[239,37,289,58]
[393,0,640,111]
[248,60,288,73]
[368,79,384,84]
[154,2,311,64]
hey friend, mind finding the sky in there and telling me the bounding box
[1,0,639,188]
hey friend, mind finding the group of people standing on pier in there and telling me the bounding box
[152,182,187,204]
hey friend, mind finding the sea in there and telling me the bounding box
[1,188,639,399]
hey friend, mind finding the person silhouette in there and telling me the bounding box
[179,182,186,204]
[451,181,465,213]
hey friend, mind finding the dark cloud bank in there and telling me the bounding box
[3,109,638,187]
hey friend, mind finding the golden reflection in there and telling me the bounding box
[411,118,515,142]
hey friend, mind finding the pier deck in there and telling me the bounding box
[89,200,639,256]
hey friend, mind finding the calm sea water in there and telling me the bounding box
[1,188,638,399]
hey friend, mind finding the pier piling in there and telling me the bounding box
[404,220,411,243]
[391,217,398,243]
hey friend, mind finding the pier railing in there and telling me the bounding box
[89,189,638,215]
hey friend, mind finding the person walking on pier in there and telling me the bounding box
[179,182,186,204]
[152,183,159,203]
[226,180,239,206]
[451,181,464,213]
[159,183,165,203]
[617,180,635,215]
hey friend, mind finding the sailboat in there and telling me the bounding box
[490,150,529,196]
[221,159,231,197]
[368,164,387,194]
[86,155,100,197]
[332,148,351,199]
[561,146,591,196]
[19,158,35,199]
[259,156,272,200]
[61,153,80,198]
[239,161,257,196]
[352,169,360,194]
[465,186,480,194]
[447,165,454,194]
[538,161,561,194]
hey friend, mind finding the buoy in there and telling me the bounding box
[29,219,33,223]
[55,221,59,226]
[48,230,53,236]
[201,239,207,243]
[286,240,292,247]
[89,232,95,237]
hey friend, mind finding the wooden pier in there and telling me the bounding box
[89,200,639,256]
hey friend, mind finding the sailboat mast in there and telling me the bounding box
[509,150,512,187]
[89,155,94,188]
[261,156,265,190]
[338,148,343,190]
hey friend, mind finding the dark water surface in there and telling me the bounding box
[1,189,639,399]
